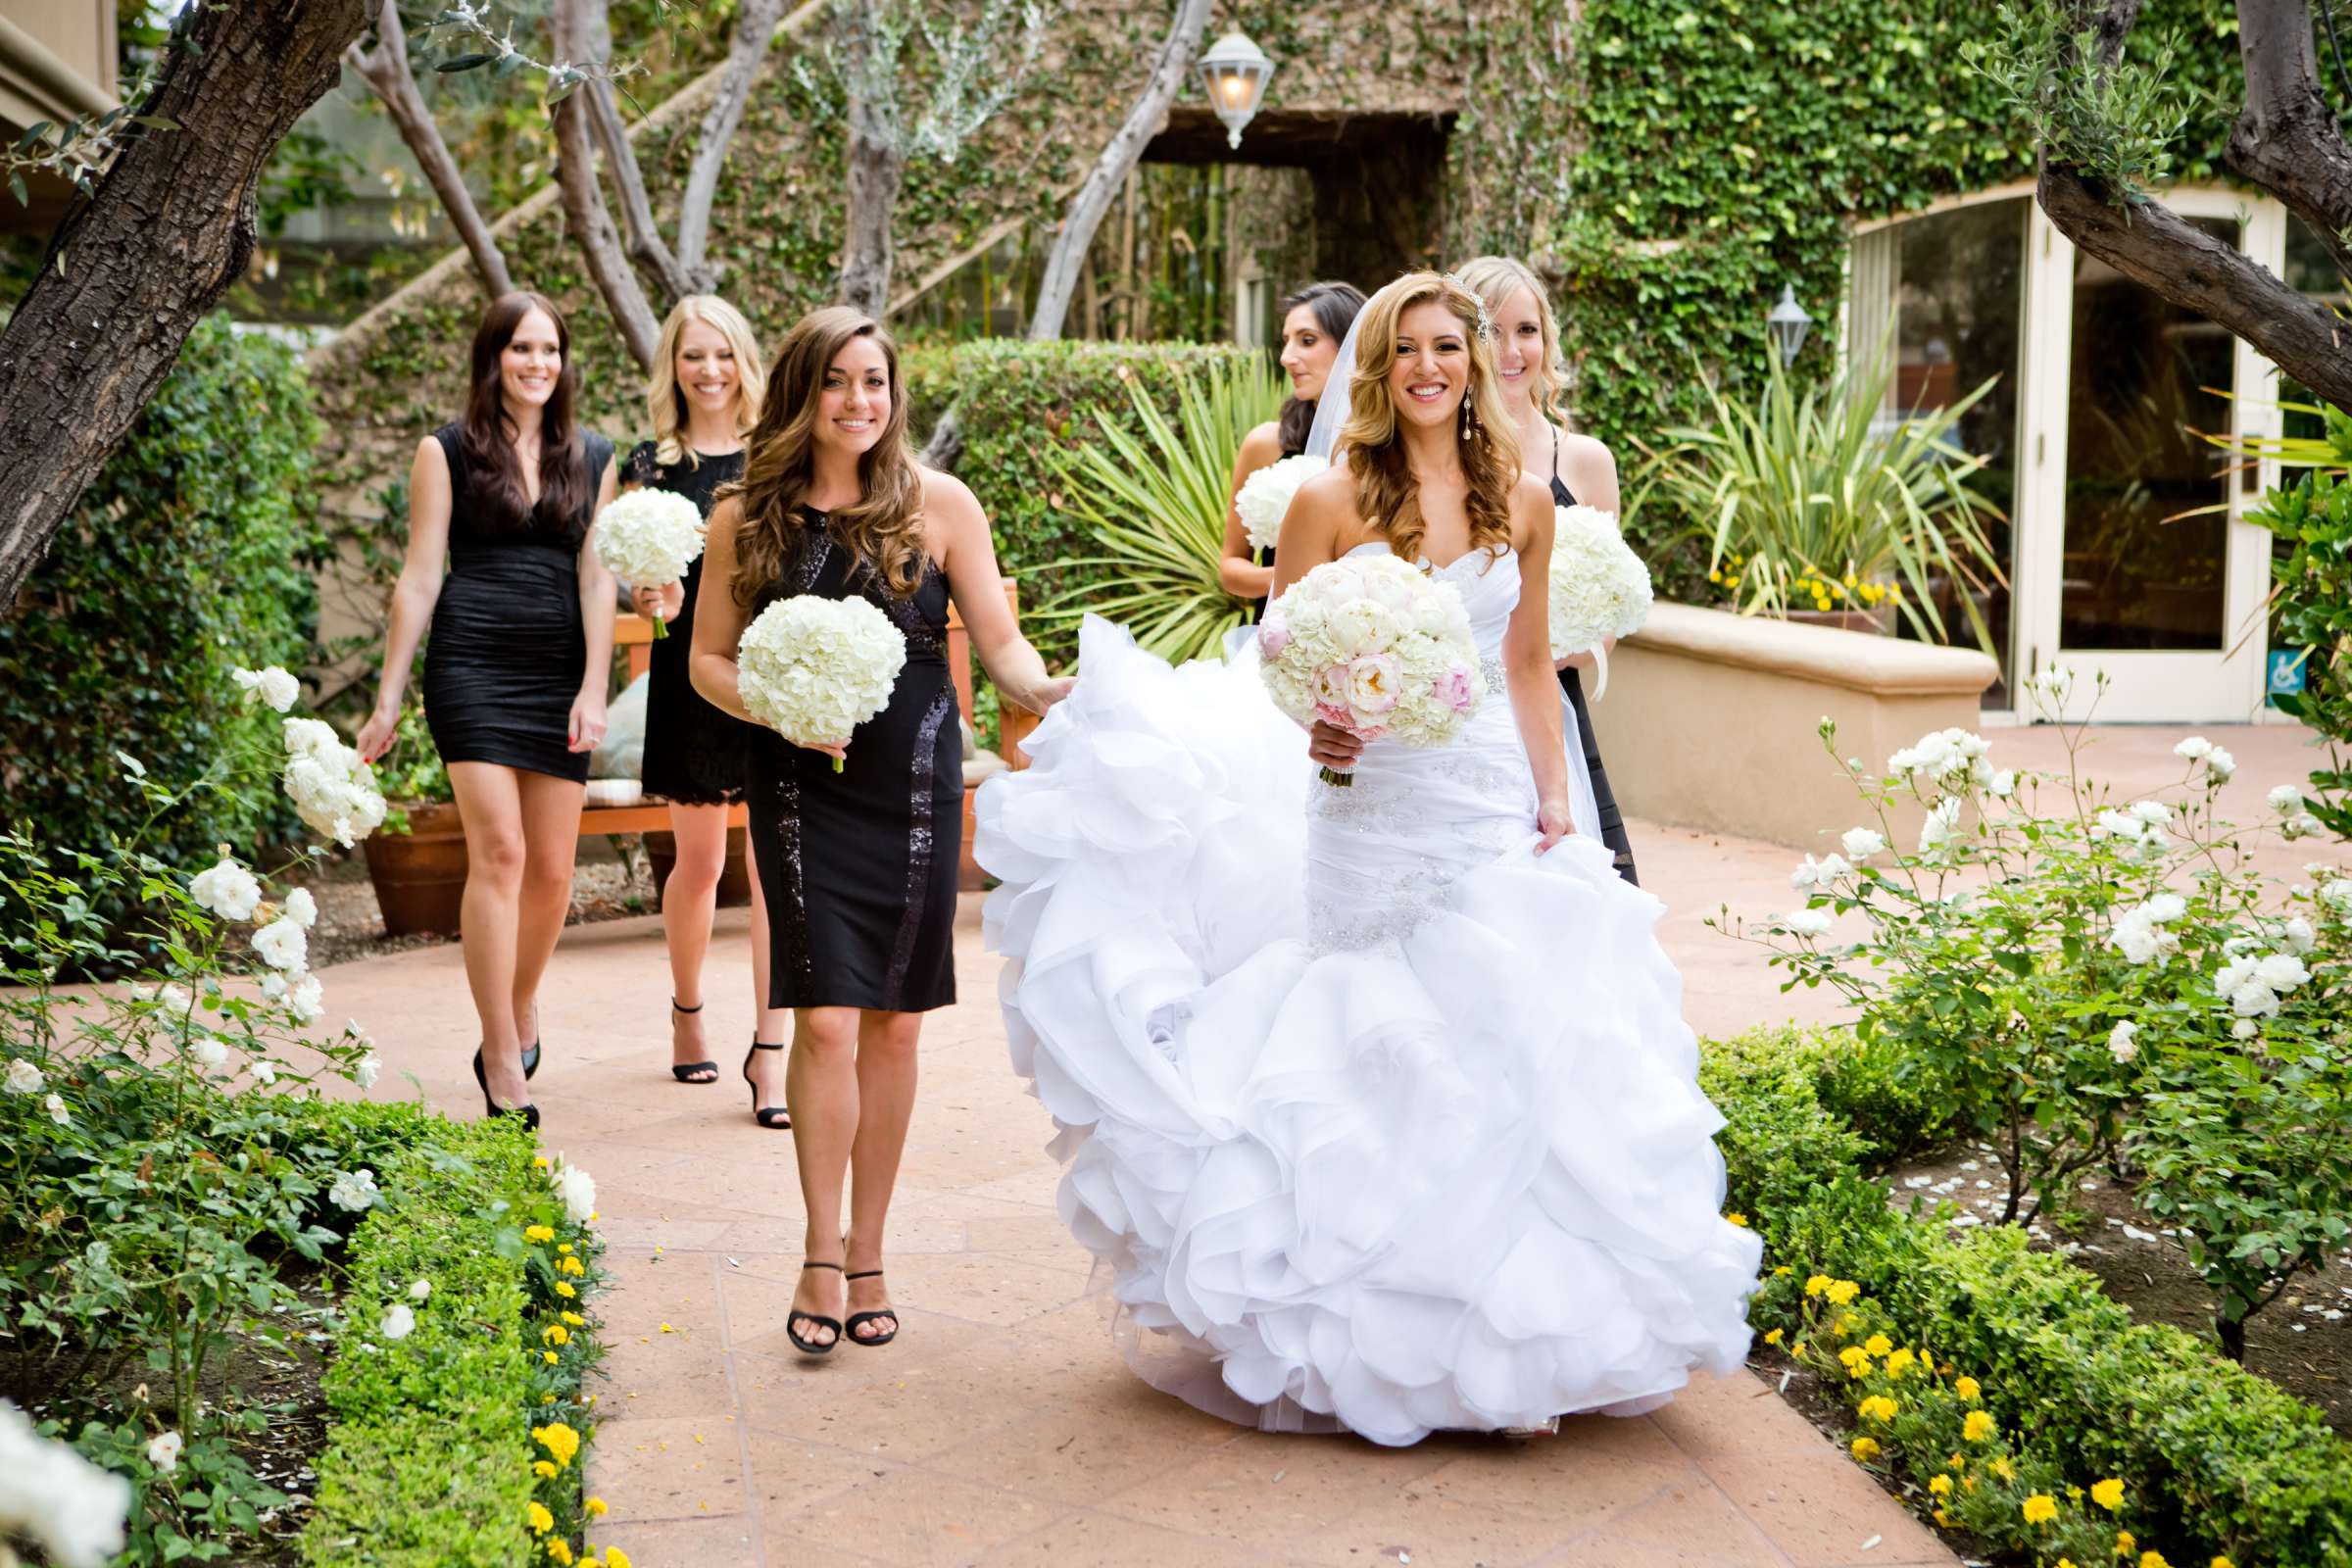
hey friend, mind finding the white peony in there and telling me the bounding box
[284,887,318,930]
[593,489,709,634]
[188,856,263,921]
[380,1303,416,1342]
[232,665,301,713]
[1782,906,1834,937]
[0,1396,131,1568]
[1234,454,1326,553]
[145,1430,181,1473]
[2107,1019,2139,1063]
[328,1168,380,1212]
[280,718,387,848]
[4,1059,44,1096]
[735,594,907,760]
[252,917,307,974]
[1546,505,1652,664]
[1841,827,1887,860]
[1259,554,1485,767]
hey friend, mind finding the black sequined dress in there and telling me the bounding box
[421,423,613,784]
[744,514,961,1012]
[623,441,757,805]
[1549,429,1640,887]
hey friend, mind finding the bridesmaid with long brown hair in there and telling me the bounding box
[692,306,1068,1354]
[1219,280,1364,620]
[357,292,618,1126]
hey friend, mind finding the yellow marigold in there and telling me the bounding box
[2212,1558,2235,1568]
[2117,1532,2136,1555]
[1947,1453,1965,1471]
[1773,1265,1792,1277]
[2023,1494,2057,1526]
[532,1459,556,1479]
[1992,1456,2017,1483]
[1837,1313,1859,1337]
[524,1225,556,1244]
[558,1242,574,1254]
[556,1282,578,1298]
[1863,1334,1893,1357]
[532,1154,551,1169]
[563,1311,586,1327]
[2139,1555,2170,1568]
[1928,1474,1952,1496]
[2091,1479,2125,1512]
[1882,1348,1917,1378]
[543,1349,559,1363]
[1803,1273,1834,1298]
[1763,1328,1784,1347]
[533,1422,581,1468]
[544,1324,569,1347]
[1850,1436,1881,1462]
[1962,1410,1995,1443]
[2058,1562,2078,1568]
[1857,1395,1897,1424]
[1955,1376,1982,1402]
[586,1497,610,1519]
[527,1501,553,1536]
[2069,1486,2084,1502]
[1933,1508,1951,1527]
[1826,1280,1860,1306]
[608,1550,633,1568]
[547,1544,574,1567]
[1725,1212,1748,1227]
[561,1256,585,1277]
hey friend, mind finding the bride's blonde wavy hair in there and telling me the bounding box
[727,307,927,607]
[1337,271,1522,566]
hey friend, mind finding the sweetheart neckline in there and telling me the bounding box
[1341,542,1511,578]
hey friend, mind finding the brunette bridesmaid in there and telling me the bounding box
[1220,281,1364,620]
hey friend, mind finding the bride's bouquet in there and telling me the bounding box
[594,489,708,637]
[1233,455,1327,554]
[736,595,906,771]
[1257,554,1484,786]
[1547,505,1652,698]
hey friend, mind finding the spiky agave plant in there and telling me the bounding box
[1033,355,1286,664]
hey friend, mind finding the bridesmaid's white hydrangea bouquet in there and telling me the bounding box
[280,717,387,847]
[594,489,708,637]
[736,595,906,771]
[1546,505,1652,697]
[1234,455,1327,553]
[1257,553,1484,786]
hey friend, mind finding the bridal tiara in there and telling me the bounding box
[1439,272,1495,345]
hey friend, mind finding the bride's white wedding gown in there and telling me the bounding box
[974,542,1761,1446]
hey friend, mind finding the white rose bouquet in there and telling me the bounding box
[593,489,708,638]
[1233,455,1327,555]
[736,595,906,771]
[1546,505,1651,698]
[280,718,388,847]
[1256,553,1484,786]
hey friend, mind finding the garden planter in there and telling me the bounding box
[362,802,468,937]
[1586,603,1998,850]
[1784,605,1895,636]
[645,828,753,910]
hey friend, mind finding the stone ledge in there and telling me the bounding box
[1626,603,2000,700]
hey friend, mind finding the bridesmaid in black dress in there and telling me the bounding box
[619,296,783,1093]
[1221,281,1364,621]
[691,307,1069,1353]
[356,291,619,1124]
[1454,256,1641,885]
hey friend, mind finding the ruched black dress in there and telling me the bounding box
[422,424,614,784]
[1549,428,1640,887]
[744,514,961,1013]
[622,442,755,805]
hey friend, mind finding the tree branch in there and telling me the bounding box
[2037,164,2352,408]
[345,2,514,300]
[836,93,903,318]
[557,0,700,303]
[551,79,662,368]
[676,0,798,284]
[2226,0,2352,284]
[1026,0,1214,340]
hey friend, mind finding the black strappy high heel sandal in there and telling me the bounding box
[470,1047,541,1129]
[742,1040,790,1129]
[788,1260,844,1355]
[668,1000,717,1083]
[844,1270,899,1348]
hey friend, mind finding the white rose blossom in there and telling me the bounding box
[284,887,318,930]
[2107,1019,2139,1063]
[355,1054,383,1090]
[2174,737,2213,761]
[549,1158,597,1226]
[1790,854,1853,890]
[408,1278,432,1301]
[4,1059,44,1096]
[248,1056,278,1088]
[1782,907,1835,937]
[1917,797,1963,857]
[2281,916,2318,956]
[1233,455,1327,553]
[190,1035,230,1074]
[2321,879,2352,916]
[328,1168,381,1212]
[41,1093,68,1127]
[187,856,263,921]
[145,1430,181,1473]
[2232,1019,2261,1041]
[286,973,325,1025]
[380,1303,416,1342]
[232,665,301,713]
[1841,827,1886,860]
[2270,783,2305,813]
[251,917,307,973]
[2284,811,2327,840]
[2204,747,2237,781]
[1987,769,2017,799]
[0,1396,131,1568]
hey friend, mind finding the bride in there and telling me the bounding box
[974,271,1760,1446]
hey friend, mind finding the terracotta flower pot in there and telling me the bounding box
[361,801,468,937]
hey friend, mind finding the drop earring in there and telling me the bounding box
[1459,389,1473,442]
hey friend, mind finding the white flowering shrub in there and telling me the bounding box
[1728,669,2352,1358]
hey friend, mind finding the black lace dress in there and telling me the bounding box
[743,514,962,1012]
[622,441,757,805]
[1549,430,1641,887]
[422,423,613,784]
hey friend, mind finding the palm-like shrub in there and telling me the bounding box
[1639,340,2006,650]
[1034,355,1285,664]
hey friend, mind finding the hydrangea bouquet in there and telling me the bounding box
[593,489,708,637]
[1234,455,1328,555]
[735,595,906,771]
[1547,505,1652,698]
[1257,553,1484,786]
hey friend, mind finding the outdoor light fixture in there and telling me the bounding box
[1198,29,1275,150]
[1767,283,1813,368]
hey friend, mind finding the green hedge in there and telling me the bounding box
[1705,1024,2352,1568]
[0,315,323,943]
[303,1108,605,1568]
[907,338,1263,671]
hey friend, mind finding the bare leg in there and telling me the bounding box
[662,803,726,1078]
[448,762,529,1109]
[509,770,585,1058]
[746,846,789,1051]
[845,1008,922,1339]
[786,1004,860,1345]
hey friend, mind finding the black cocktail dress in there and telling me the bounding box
[622,442,756,805]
